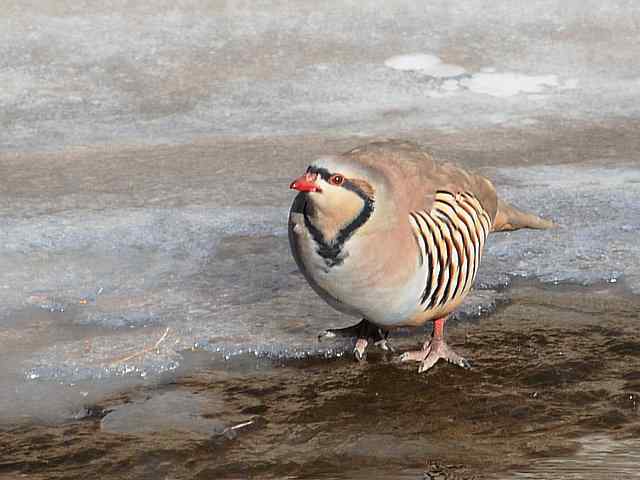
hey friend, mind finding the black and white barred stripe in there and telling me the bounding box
[409,190,492,312]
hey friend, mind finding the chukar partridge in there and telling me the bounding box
[288,140,555,373]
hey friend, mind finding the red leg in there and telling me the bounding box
[433,316,445,338]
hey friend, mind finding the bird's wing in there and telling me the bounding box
[417,161,499,222]
[418,161,557,232]
[342,140,498,220]
[342,139,555,232]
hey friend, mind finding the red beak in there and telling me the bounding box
[290,173,322,193]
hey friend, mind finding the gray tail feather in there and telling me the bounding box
[492,199,558,232]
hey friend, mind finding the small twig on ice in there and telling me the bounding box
[109,327,171,366]
[222,420,254,436]
[227,420,254,431]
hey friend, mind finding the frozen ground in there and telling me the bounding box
[1,132,639,424]
[3,0,640,150]
[4,284,640,478]
[1,0,640,426]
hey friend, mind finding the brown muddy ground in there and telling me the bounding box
[1,281,640,480]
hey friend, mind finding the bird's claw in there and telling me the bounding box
[374,337,396,353]
[318,320,393,361]
[354,338,368,362]
[400,338,470,373]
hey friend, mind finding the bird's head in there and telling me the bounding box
[289,156,380,239]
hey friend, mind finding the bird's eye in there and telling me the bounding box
[329,174,344,186]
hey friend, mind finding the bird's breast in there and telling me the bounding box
[289,210,423,324]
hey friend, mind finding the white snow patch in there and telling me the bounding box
[442,79,461,91]
[426,63,467,77]
[384,53,466,78]
[426,79,463,97]
[426,89,455,98]
[384,53,440,71]
[560,78,579,90]
[460,72,559,97]
[385,54,569,99]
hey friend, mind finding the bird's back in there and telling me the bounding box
[341,139,499,226]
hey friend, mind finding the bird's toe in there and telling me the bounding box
[374,337,396,353]
[452,356,472,370]
[418,355,440,374]
[353,338,368,362]
[398,348,429,363]
[414,340,471,374]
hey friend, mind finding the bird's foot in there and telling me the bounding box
[354,337,368,361]
[373,336,395,353]
[318,319,367,340]
[319,319,393,361]
[399,337,470,373]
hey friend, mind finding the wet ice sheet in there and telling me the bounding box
[1,161,639,423]
[503,435,640,479]
[3,0,640,150]
[480,164,640,291]
[100,390,226,436]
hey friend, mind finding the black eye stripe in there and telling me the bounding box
[307,165,372,201]
[307,165,332,181]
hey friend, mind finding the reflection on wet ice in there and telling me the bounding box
[505,435,640,479]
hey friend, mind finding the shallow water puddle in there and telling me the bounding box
[1,281,640,479]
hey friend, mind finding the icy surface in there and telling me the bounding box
[3,0,640,150]
[478,164,640,292]
[100,391,226,436]
[505,435,640,479]
[2,162,639,416]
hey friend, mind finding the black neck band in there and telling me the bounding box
[304,191,374,268]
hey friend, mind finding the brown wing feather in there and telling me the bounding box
[342,139,498,223]
[342,139,556,233]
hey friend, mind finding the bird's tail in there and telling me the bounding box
[492,199,558,232]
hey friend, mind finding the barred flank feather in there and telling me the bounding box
[410,191,491,313]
